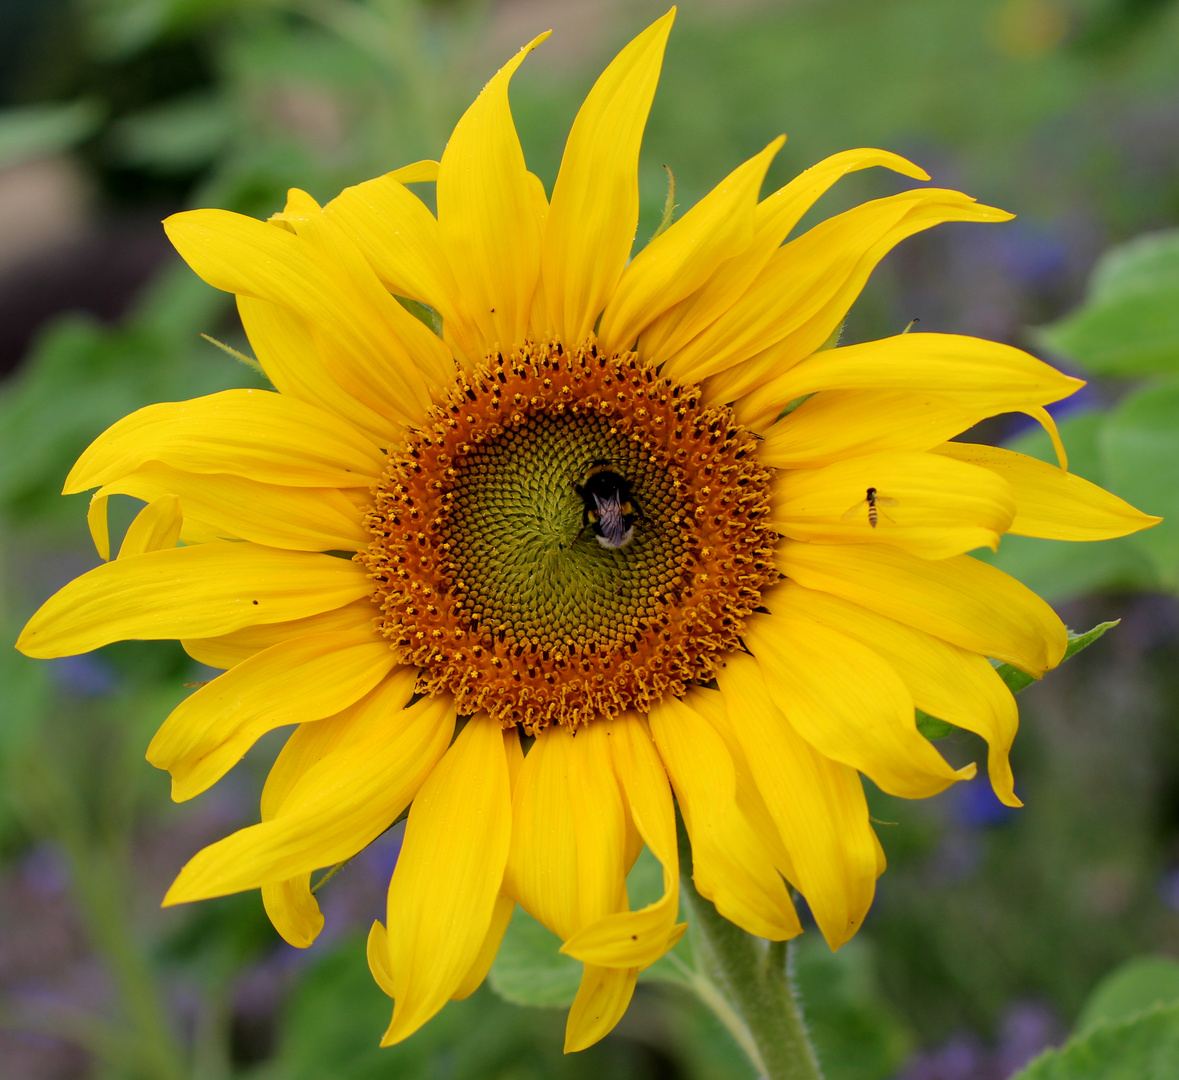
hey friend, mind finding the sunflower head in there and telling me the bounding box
[15,6,1160,1058]
[361,339,777,730]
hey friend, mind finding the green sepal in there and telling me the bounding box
[915,709,953,739]
[395,295,443,337]
[993,621,1119,695]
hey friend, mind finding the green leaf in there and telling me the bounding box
[488,906,582,1008]
[1012,1001,1179,1080]
[1099,381,1179,587]
[993,622,1118,694]
[1036,230,1179,377]
[1077,957,1179,1034]
[0,101,104,170]
[109,93,232,172]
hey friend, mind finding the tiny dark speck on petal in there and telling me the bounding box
[252,600,259,605]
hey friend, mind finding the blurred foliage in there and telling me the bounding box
[2,0,1179,1077]
[1013,955,1179,1078]
[988,228,1179,597]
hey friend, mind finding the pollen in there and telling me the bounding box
[359,340,777,731]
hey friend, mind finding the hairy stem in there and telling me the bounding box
[677,819,823,1080]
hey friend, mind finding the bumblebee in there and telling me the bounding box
[573,462,638,549]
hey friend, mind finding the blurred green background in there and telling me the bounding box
[3,0,1179,1077]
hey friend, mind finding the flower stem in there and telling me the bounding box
[676,819,824,1080]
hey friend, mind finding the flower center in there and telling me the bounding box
[360,341,777,731]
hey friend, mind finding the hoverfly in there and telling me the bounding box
[841,486,897,529]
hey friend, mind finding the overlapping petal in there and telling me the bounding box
[17,544,371,658]
[775,582,1021,805]
[164,675,448,905]
[935,441,1161,541]
[95,462,369,552]
[740,332,1084,432]
[770,449,1016,558]
[744,611,974,799]
[715,654,880,949]
[649,695,800,940]
[148,629,399,801]
[663,191,1012,395]
[541,11,674,345]
[164,211,435,428]
[598,136,785,352]
[642,148,929,364]
[64,389,385,493]
[760,390,985,469]
[372,714,512,1046]
[236,295,396,446]
[116,494,183,559]
[325,174,480,365]
[777,539,1068,676]
[437,33,550,353]
[181,599,376,670]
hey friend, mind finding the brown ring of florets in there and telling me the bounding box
[359,340,777,732]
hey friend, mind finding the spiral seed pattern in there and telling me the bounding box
[360,340,777,731]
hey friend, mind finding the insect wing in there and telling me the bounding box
[594,491,628,547]
[840,498,867,521]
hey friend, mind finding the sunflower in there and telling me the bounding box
[16,8,1158,1054]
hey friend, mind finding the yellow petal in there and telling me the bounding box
[97,462,368,553]
[934,441,1162,541]
[117,494,183,558]
[367,919,397,997]
[736,332,1084,432]
[258,666,418,819]
[776,539,1068,677]
[505,723,628,943]
[744,611,973,799]
[452,892,516,1001]
[503,724,579,939]
[181,598,376,670]
[378,713,512,1046]
[390,159,439,183]
[324,177,480,366]
[564,965,639,1055]
[687,688,799,884]
[599,136,784,353]
[163,683,450,902]
[666,190,1012,392]
[643,148,929,364]
[261,876,322,948]
[775,582,1021,806]
[715,653,879,949]
[567,723,629,928]
[541,11,674,345]
[64,389,385,493]
[88,493,110,561]
[560,713,684,970]
[164,210,433,428]
[436,33,550,353]
[649,695,801,940]
[149,629,399,801]
[279,193,455,392]
[236,296,394,446]
[16,543,371,659]
[771,450,1015,558]
[759,390,985,468]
